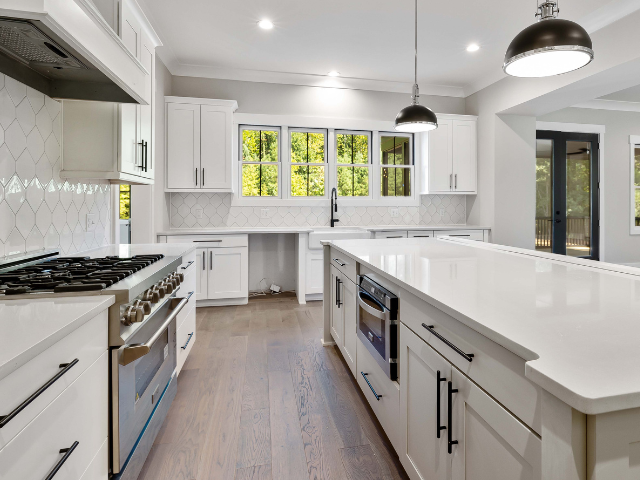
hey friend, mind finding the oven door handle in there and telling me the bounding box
[118,292,193,366]
[357,290,390,321]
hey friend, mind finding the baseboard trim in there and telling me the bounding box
[196,298,249,307]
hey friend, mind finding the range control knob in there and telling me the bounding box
[175,272,184,283]
[121,305,144,326]
[163,281,174,294]
[170,274,180,287]
[142,288,160,303]
[155,284,166,298]
[134,300,152,315]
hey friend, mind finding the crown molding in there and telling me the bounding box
[573,99,640,112]
[167,63,465,98]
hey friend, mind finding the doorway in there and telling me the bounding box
[536,131,600,260]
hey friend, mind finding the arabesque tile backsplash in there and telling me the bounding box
[0,74,111,257]
[170,193,465,228]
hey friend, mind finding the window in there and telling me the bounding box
[380,134,412,197]
[634,143,640,229]
[119,184,130,220]
[336,131,370,197]
[241,126,279,197]
[290,129,326,197]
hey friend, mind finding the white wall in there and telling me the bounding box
[537,107,640,264]
[248,234,297,293]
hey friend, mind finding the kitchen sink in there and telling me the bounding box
[308,227,371,249]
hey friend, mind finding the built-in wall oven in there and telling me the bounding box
[356,275,398,380]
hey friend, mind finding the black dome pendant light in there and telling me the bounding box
[395,0,437,132]
[504,0,594,77]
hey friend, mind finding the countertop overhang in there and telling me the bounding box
[156,225,491,236]
[325,237,640,415]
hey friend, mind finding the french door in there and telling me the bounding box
[536,131,600,260]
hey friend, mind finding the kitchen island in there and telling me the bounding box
[323,236,640,480]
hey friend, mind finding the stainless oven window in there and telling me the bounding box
[135,329,169,402]
[358,289,388,360]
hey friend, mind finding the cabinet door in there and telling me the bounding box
[195,248,208,301]
[452,120,476,193]
[119,104,139,176]
[207,247,248,299]
[305,251,324,295]
[200,106,232,190]
[450,369,541,480]
[138,32,154,179]
[399,323,451,480]
[341,277,357,374]
[167,103,201,189]
[330,266,343,347]
[120,0,141,58]
[428,119,453,193]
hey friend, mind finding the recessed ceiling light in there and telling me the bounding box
[258,19,274,30]
[328,70,340,77]
[466,43,480,52]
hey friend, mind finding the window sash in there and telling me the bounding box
[240,125,281,198]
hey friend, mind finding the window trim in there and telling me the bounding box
[630,135,640,234]
[335,129,372,199]
[289,127,328,199]
[377,131,414,200]
[239,125,282,198]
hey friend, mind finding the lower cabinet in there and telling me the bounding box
[399,323,541,480]
[194,244,248,304]
[330,264,357,375]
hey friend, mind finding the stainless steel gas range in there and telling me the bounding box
[0,245,196,479]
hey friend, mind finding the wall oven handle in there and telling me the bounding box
[448,381,458,454]
[361,372,382,401]
[357,290,389,321]
[118,293,193,366]
[181,260,194,270]
[422,324,474,362]
[437,370,447,438]
[45,441,79,480]
[181,332,194,350]
[0,359,79,429]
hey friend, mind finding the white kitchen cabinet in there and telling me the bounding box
[330,265,357,375]
[435,230,485,241]
[408,230,434,238]
[207,247,248,299]
[421,115,477,195]
[450,368,541,480]
[330,265,343,348]
[165,97,238,192]
[60,0,160,185]
[399,323,451,480]
[195,247,208,301]
[374,231,408,239]
[306,251,324,296]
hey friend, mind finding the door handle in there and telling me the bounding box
[454,174,457,189]
[422,324,474,362]
[202,168,205,187]
[449,173,452,190]
[210,251,213,270]
[437,370,447,438]
[45,441,79,480]
[144,140,149,172]
[195,168,198,186]
[361,372,382,401]
[448,381,458,454]
[335,278,342,307]
[202,251,205,270]
[554,219,561,223]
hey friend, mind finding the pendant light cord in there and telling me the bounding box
[413,0,419,104]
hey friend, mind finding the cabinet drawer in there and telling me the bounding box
[374,231,408,239]
[435,230,484,241]
[330,247,357,284]
[0,310,107,449]
[167,234,248,248]
[0,351,108,479]
[401,291,541,434]
[79,438,108,480]
[356,338,400,451]
[408,230,434,238]
[177,306,196,375]
[179,265,196,305]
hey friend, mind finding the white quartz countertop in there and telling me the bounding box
[156,225,489,236]
[79,243,196,257]
[0,296,115,382]
[327,237,640,414]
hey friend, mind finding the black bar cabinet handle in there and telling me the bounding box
[422,324,474,362]
[0,359,79,429]
[181,260,194,270]
[202,168,205,186]
[45,441,79,480]
[361,372,382,401]
[202,251,205,270]
[336,278,342,307]
[195,168,198,186]
[448,381,458,454]
[437,370,447,438]
[144,141,149,172]
[181,332,194,350]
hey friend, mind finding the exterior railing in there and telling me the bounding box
[535,217,591,248]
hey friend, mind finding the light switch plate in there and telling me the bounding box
[86,213,97,231]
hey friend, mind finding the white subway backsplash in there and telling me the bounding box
[170,193,465,229]
[0,74,111,257]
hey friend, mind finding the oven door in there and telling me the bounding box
[356,288,397,380]
[111,292,189,474]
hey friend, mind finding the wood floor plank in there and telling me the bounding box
[242,316,269,411]
[267,345,292,372]
[289,350,349,480]
[340,445,385,480]
[304,338,334,372]
[236,408,271,469]
[155,368,201,445]
[197,335,248,480]
[235,465,272,480]
[268,370,310,480]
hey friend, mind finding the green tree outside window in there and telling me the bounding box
[291,131,325,197]
[336,133,369,196]
[380,135,411,197]
[242,128,279,196]
[119,184,130,220]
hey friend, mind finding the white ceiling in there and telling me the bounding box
[139,0,640,97]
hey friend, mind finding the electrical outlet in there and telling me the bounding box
[261,208,269,218]
[86,213,97,232]
[195,207,203,219]
[439,207,445,217]
[390,208,399,218]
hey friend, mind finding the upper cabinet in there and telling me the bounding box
[420,115,477,195]
[60,0,161,185]
[165,97,238,192]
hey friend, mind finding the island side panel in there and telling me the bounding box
[322,243,335,345]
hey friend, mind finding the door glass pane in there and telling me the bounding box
[536,140,553,252]
[566,141,591,257]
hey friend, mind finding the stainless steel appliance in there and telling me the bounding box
[0,247,194,479]
[356,275,399,380]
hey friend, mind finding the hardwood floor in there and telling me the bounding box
[138,294,409,480]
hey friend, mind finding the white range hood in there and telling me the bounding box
[0,0,149,104]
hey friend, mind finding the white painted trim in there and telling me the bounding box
[573,99,640,112]
[123,0,163,47]
[169,63,465,98]
[165,96,238,109]
[536,121,606,261]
